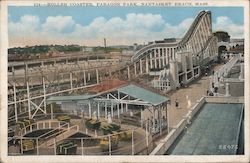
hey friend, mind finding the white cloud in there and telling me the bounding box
[42,16,75,33]
[9,15,40,36]
[125,13,165,30]
[163,18,194,38]
[70,13,192,44]
[8,13,195,47]
[213,16,244,38]
[10,13,243,47]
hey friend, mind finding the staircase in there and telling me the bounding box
[39,125,79,148]
[218,56,239,78]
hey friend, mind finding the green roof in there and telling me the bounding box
[47,94,96,104]
[47,84,169,106]
[117,84,169,106]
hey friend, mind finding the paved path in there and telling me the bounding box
[167,76,209,127]
[166,64,223,128]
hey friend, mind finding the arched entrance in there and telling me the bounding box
[218,45,227,62]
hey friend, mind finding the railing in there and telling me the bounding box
[9,59,120,78]
[40,125,79,147]
[205,96,244,104]
[151,80,171,93]
[211,56,239,91]
[217,56,239,78]
[8,83,98,106]
[8,55,119,68]
[20,120,68,136]
[9,126,154,155]
[37,122,69,139]
[132,42,179,61]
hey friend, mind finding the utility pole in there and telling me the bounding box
[104,38,107,53]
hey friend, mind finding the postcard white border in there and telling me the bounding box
[0,0,249,162]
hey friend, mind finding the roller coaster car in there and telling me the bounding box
[100,135,119,151]
[101,123,121,135]
[57,141,77,155]
[8,128,15,137]
[23,119,35,125]
[56,115,71,123]
[118,131,132,141]
[20,139,35,152]
[16,119,35,129]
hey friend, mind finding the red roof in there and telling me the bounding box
[88,79,128,94]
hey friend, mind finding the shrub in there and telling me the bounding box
[85,119,101,130]
[101,123,120,135]
[100,135,118,151]
[109,123,120,131]
[118,131,132,141]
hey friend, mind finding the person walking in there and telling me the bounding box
[175,99,179,109]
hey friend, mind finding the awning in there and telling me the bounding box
[117,84,169,106]
[46,94,97,104]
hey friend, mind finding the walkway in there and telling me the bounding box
[151,64,224,147]
[166,64,223,128]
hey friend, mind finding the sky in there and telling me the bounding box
[8,6,244,48]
